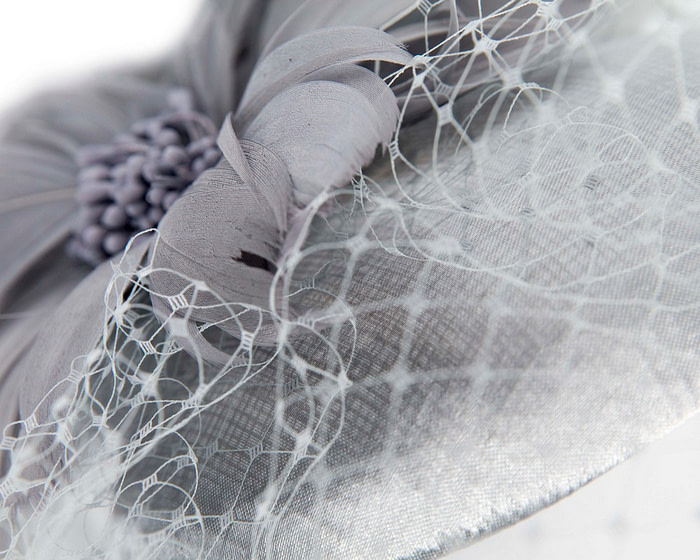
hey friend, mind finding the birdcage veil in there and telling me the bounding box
[0,0,699,558]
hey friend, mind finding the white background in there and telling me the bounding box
[0,2,699,558]
[0,1,200,110]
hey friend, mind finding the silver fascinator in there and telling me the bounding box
[0,1,699,558]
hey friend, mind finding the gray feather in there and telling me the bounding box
[261,0,417,56]
[235,26,412,132]
[245,78,398,206]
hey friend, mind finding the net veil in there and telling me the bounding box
[0,1,699,558]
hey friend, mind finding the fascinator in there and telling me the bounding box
[0,0,699,558]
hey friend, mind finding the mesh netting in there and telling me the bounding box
[1,1,699,558]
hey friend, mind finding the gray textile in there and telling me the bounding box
[0,1,698,558]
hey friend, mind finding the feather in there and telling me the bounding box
[150,155,289,311]
[168,0,263,124]
[148,138,293,356]
[12,241,148,434]
[14,239,149,427]
[0,250,89,457]
[261,0,418,56]
[245,78,399,206]
[0,145,76,311]
[149,33,408,362]
[235,26,412,132]
[0,77,176,311]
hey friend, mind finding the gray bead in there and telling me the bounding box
[77,204,107,228]
[192,158,207,176]
[110,164,128,182]
[125,201,148,218]
[204,148,221,165]
[114,181,146,206]
[148,207,164,224]
[103,232,131,255]
[162,191,179,210]
[155,128,181,147]
[135,216,154,231]
[66,238,103,265]
[146,186,166,206]
[77,164,110,183]
[76,181,113,204]
[162,145,188,166]
[81,224,106,247]
[125,154,147,174]
[101,205,128,229]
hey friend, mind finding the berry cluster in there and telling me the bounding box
[69,91,221,265]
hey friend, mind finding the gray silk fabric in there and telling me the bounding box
[0,1,699,558]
